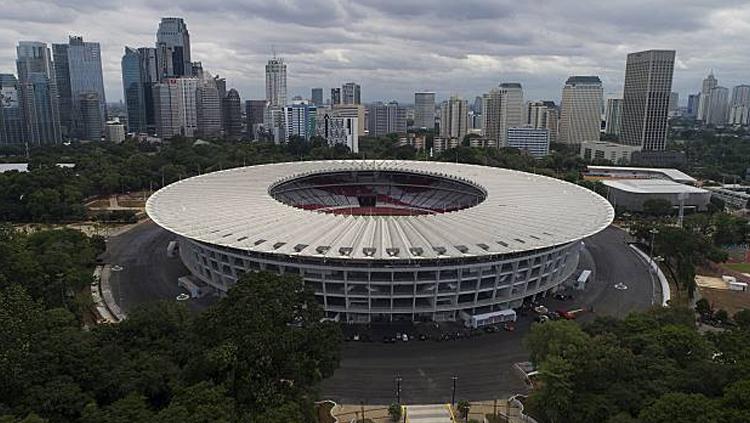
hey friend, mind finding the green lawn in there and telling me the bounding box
[725,263,750,273]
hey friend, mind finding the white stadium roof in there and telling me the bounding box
[146,160,614,260]
[586,165,697,185]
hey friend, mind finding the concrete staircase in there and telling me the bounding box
[406,404,454,423]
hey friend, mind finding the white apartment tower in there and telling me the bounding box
[559,76,603,145]
[621,50,675,151]
[265,56,287,108]
[481,83,524,147]
[705,86,729,126]
[525,101,558,143]
[698,72,718,122]
[729,85,750,125]
[440,96,468,141]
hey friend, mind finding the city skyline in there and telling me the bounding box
[1,1,749,104]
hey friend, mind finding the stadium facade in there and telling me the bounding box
[146,161,613,323]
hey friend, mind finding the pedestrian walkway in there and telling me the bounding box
[406,404,453,423]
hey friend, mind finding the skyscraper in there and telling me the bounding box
[330,88,341,105]
[481,83,524,147]
[367,101,407,136]
[729,85,750,126]
[559,76,602,145]
[156,17,192,79]
[54,36,106,140]
[153,77,198,139]
[223,88,242,139]
[196,74,222,138]
[0,74,24,144]
[342,82,361,105]
[525,101,558,143]
[604,98,623,136]
[414,92,435,130]
[265,56,287,108]
[621,50,675,151]
[705,86,729,126]
[16,41,61,145]
[668,92,679,113]
[245,100,266,138]
[687,94,700,118]
[440,96,468,141]
[506,127,550,158]
[698,72,717,122]
[311,88,323,105]
[121,47,158,134]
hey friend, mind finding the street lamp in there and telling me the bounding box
[451,375,458,406]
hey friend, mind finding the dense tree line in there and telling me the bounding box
[0,225,103,317]
[0,268,342,423]
[671,128,750,182]
[525,307,750,423]
[0,137,590,223]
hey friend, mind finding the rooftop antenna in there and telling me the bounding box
[271,45,277,59]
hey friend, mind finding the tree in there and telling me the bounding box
[695,298,712,317]
[733,309,750,329]
[529,356,575,423]
[639,393,718,423]
[524,320,589,364]
[388,403,402,421]
[456,400,471,418]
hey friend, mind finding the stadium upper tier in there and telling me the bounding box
[146,160,614,261]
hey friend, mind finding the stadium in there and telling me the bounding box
[146,160,614,323]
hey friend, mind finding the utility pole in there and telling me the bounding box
[395,375,403,404]
[451,375,458,406]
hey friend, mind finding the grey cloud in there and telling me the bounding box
[0,0,748,105]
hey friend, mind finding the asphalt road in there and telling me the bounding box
[318,226,658,403]
[101,220,213,313]
[102,222,656,403]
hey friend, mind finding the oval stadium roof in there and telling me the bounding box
[146,160,614,260]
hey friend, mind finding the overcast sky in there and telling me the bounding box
[0,0,748,105]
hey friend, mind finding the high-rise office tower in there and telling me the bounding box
[729,85,750,126]
[311,88,323,105]
[0,74,24,144]
[687,94,700,118]
[265,56,287,108]
[245,99,266,137]
[705,86,729,126]
[668,92,679,112]
[330,87,341,105]
[525,100,558,143]
[195,75,222,138]
[156,17,192,79]
[342,82,361,105]
[53,36,106,140]
[78,92,103,141]
[440,96,468,140]
[223,88,242,139]
[604,98,623,136]
[621,50,675,151]
[153,77,198,139]
[559,76,603,145]
[414,92,435,130]
[121,47,158,133]
[472,96,483,114]
[367,101,407,136]
[16,41,62,145]
[698,72,717,121]
[481,83,524,147]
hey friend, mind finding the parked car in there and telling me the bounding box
[533,305,549,314]
[504,323,516,332]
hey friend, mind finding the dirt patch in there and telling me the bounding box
[698,287,750,315]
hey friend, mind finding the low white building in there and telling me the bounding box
[105,120,126,143]
[602,179,710,212]
[506,126,550,158]
[586,165,697,185]
[580,141,641,164]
